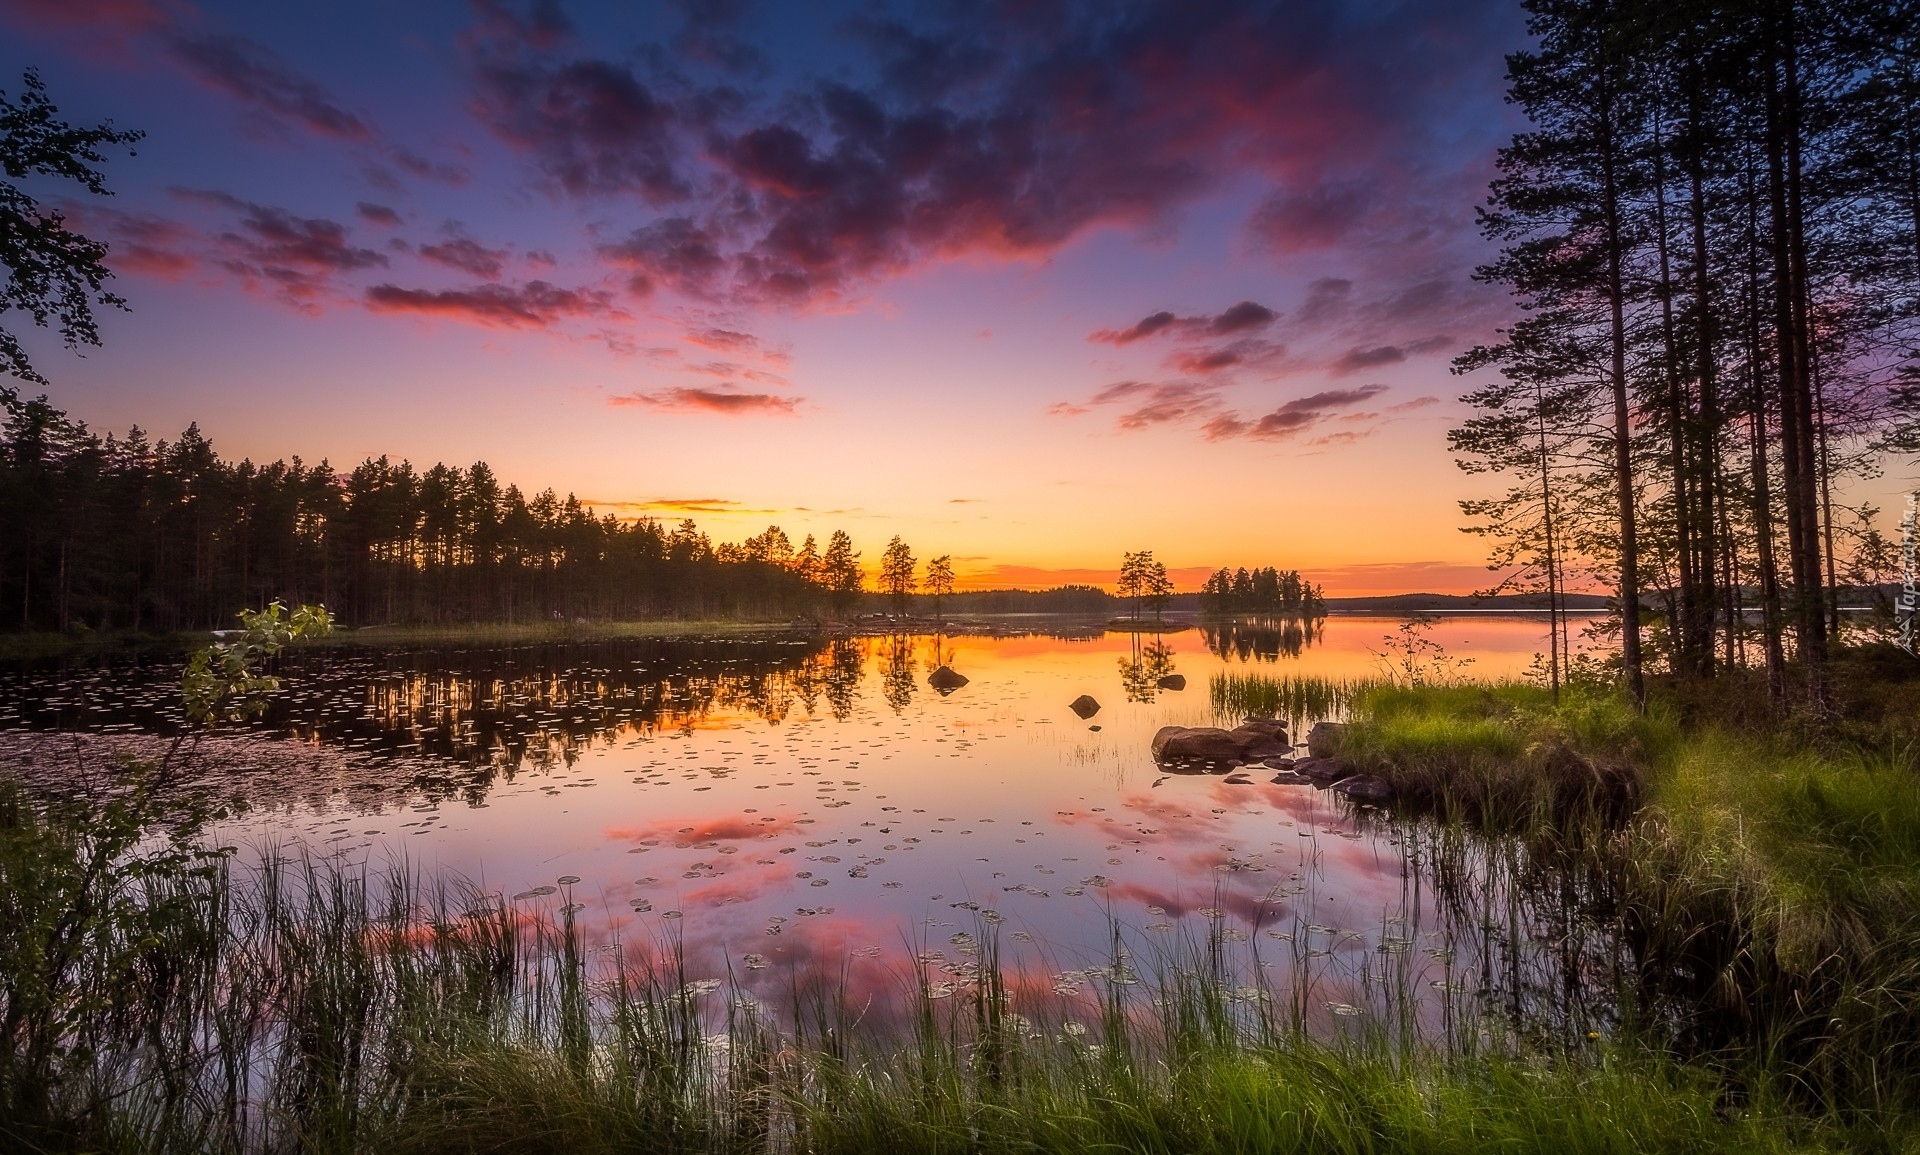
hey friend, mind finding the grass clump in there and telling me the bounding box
[1209,672,1381,729]
[1336,683,1671,826]
[1628,726,1920,1114]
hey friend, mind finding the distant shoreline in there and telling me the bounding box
[0,600,1588,661]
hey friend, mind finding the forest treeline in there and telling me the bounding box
[1453,0,1920,702]
[0,389,1144,632]
[0,390,893,630]
[1196,567,1326,619]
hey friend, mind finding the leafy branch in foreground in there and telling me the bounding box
[180,601,333,725]
[2,601,328,1138]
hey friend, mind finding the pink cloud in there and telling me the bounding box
[364,280,617,328]
[608,388,800,416]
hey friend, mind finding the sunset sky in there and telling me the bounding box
[0,0,1728,593]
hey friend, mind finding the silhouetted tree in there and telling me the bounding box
[878,535,916,613]
[923,554,955,620]
[0,392,875,631]
[2,70,143,386]
[1458,0,1920,706]
[822,530,863,618]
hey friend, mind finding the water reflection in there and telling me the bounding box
[0,616,1613,1046]
[1117,636,1178,703]
[1202,617,1323,662]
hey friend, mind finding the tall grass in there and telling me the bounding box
[0,822,1825,1155]
[1209,672,1382,728]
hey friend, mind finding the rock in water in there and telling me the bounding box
[1156,673,1186,691]
[1069,694,1101,719]
[1331,775,1393,804]
[1233,718,1291,760]
[927,666,969,693]
[1307,721,1349,759]
[1291,757,1353,784]
[1150,726,1248,768]
[1151,720,1291,768]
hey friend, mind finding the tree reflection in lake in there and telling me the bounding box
[1202,617,1323,662]
[880,634,917,712]
[1118,636,1177,703]
[0,636,847,799]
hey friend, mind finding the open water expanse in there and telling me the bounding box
[0,615,1613,1039]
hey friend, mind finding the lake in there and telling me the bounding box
[0,615,1613,1040]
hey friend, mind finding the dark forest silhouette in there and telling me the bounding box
[0,390,877,630]
[1196,566,1326,619]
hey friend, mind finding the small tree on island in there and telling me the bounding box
[878,536,917,614]
[1144,558,1173,621]
[923,554,955,621]
[1118,550,1171,622]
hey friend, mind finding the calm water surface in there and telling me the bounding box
[2,616,1609,1036]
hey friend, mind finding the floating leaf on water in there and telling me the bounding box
[556,875,581,885]
[1326,1002,1362,1017]
[512,886,557,900]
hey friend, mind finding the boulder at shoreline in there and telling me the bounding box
[1151,720,1292,769]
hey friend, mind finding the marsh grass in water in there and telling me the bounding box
[0,797,1830,1154]
[1208,672,1381,729]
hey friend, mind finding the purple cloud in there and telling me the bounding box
[1204,384,1390,441]
[170,34,372,139]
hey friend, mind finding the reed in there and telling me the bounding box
[1208,672,1382,728]
[0,778,1848,1153]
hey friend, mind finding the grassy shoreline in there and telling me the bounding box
[1323,652,1920,1129]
